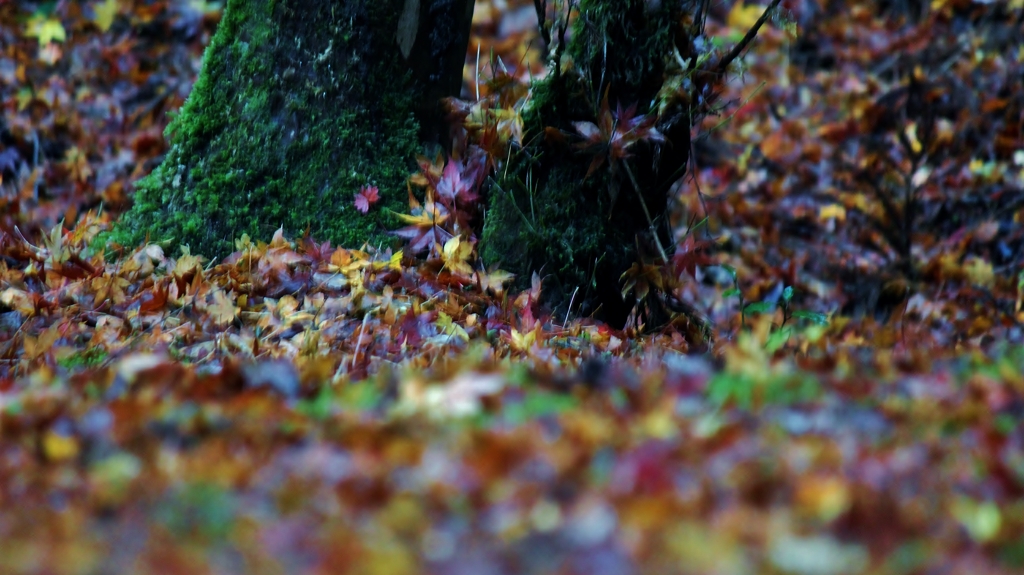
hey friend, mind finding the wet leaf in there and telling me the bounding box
[24,15,66,45]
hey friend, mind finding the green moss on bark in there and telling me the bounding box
[113,0,420,256]
[480,0,690,325]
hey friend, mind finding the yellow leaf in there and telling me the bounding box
[235,233,253,251]
[23,323,62,360]
[783,20,798,41]
[963,257,994,288]
[795,476,851,522]
[641,408,678,440]
[493,108,525,146]
[477,268,514,296]
[441,236,474,276]
[395,209,448,227]
[818,204,846,222]
[437,311,469,342]
[43,431,79,462]
[64,146,93,182]
[16,88,34,112]
[92,0,120,32]
[510,327,537,352]
[207,289,239,327]
[0,288,35,316]
[951,497,1001,543]
[173,246,201,278]
[91,274,130,305]
[727,2,765,31]
[442,236,463,259]
[841,192,870,212]
[24,15,66,45]
[904,123,922,154]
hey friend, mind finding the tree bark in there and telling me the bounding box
[116,0,726,330]
[479,0,700,327]
[114,0,474,257]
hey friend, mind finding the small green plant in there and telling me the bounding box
[720,265,829,352]
[707,370,821,410]
[57,347,108,370]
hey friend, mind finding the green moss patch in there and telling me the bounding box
[113,0,419,257]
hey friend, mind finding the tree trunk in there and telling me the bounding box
[116,0,724,330]
[114,0,474,257]
[479,0,698,327]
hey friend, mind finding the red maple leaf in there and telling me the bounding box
[672,234,714,280]
[428,149,486,210]
[301,237,333,267]
[354,185,380,214]
[572,87,664,179]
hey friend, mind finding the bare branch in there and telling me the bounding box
[713,0,783,77]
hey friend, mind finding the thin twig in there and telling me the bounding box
[351,310,372,371]
[714,0,783,77]
[475,43,481,101]
[564,286,579,328]
[622,161,669,264]
[533,0,550,49]
[552,0,575,79]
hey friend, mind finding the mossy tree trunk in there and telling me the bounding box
[115,0,474,257]
[118,0,749,330]
[480,0,704,327]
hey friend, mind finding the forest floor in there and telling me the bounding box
[1,1,1023,574]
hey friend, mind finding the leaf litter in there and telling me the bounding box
[1,0,1024,573]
